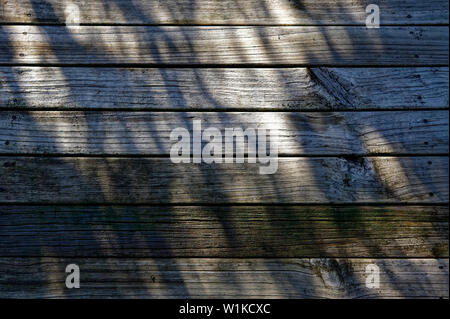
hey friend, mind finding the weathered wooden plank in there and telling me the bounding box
[0,0,448,25]
[0,157,447,203]
[0,258,447,298]
[1,67,448,109]
[0,206,447,257]
[0,26,448,65]
[0,111,448,155]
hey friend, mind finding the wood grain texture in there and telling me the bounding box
[0,0,448,301]
[0,0,448,25]
[0,111,448,155]
[0,156,447,204]
[1,67,448,109]
[0,258,447,298]
[0,205,447,258]
[1,26,448,65]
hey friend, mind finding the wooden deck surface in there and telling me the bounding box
[0,0,448,299]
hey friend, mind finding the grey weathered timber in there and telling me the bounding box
[0,111,448,155]
[0,156,447,204]
[0,206,447,257]
[1,67,448,109]
[0,0,449,301]
[0,26,448,65]
[0,0,448,25]
[0,258,447,298]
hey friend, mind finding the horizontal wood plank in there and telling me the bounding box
[1,0,448,301]
[1,67,448,109]
[1,0,448,25]
[0,258,447,298]
[0,111,448,155]
[0,206,447,258]
[0,156,447,204]
[0,26,448,65]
